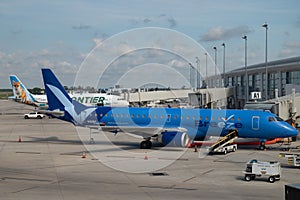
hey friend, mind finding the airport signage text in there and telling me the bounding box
[251,92,261,100]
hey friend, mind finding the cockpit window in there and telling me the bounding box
[268,117,276,122]
[268,116,284,122]
[275,116,284,121]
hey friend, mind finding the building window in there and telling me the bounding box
[292,71,300,85]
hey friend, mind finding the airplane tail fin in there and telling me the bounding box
[41,69,74,110]
[41,68,90,124]
[9,75,35,104]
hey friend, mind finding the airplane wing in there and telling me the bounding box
[88,125,187,139]
[37,109,65,116]
[8,96,19,100]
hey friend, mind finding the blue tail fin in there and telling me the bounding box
[41,69,73,111]
[41,69,95,124]
[9,75,35,104]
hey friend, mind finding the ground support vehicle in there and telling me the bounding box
[208,130,238,155]
[211,144,237,154]
[243,159,281,183]
[24,112,45,119]
[279,152,300,167]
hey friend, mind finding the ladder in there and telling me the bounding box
[209,130,238,153]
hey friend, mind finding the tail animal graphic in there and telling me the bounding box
[9,75,35,104]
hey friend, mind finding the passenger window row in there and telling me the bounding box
[92,113,241,122]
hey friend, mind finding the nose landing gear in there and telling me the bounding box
[258,141,266,150]
[140,139,152,149]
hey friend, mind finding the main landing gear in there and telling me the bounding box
[140,139,152,149]
[258,141,266,150]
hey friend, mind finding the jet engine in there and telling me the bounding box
[157,131,190,147]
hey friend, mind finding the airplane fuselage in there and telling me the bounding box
[65,106,297,140]
[41,68,298,148]
[70,93,129,107]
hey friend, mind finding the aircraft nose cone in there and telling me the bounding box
[290,127,299,137]
[285,125,298,137]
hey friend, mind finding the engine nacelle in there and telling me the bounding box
[157,131,190,147]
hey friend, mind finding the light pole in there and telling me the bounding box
[204,52,208,85]
[222,43,226,87]
[188,63,193,89]
[196,56,200,89]
[262,22,268,100]
[213,46,217,87]
[242,35,248,102]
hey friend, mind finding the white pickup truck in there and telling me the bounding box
[24,112,45,119]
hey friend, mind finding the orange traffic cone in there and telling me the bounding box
[144,152,148,160]
[18,136,22,143]
[81,152,86,158]
[194,145,198,152]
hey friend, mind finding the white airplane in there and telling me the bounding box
[9,75,47,107]
[9,75,129,108]
[69,92,129,107]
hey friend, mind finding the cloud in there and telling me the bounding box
[129,14,177,28]
[0,45,81,88]
[283,41,300,48]
[200,25,253,41]
[278,41,300,57]
[284,31,290,36]
[72,23,91,30]
[167,17,177,28]
[11,29,22,34]
[296,16,300,27]
[158,14,166,18]
[143,18,151,23]
[167,59,186,68]
[93,38,104,46]
[91,33,111,47]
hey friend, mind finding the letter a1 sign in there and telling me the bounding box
[251,92,261,100]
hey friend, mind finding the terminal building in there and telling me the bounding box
[196,56,300,121]
[120,56,300,122]
[205,56,300,107]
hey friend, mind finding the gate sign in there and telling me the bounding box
[251,92,261,99]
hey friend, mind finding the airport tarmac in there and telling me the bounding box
[0,100,300,200]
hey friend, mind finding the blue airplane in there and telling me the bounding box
[41,68,298,149]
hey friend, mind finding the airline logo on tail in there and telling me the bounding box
[9,75,35,104]
[46,83,96,125]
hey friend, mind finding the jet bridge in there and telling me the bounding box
[244,89,300,121]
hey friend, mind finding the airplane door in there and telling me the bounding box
[167,114,171,123]
[252,116,259,130]
[80,110,87,123]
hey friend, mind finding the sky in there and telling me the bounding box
[1,0,300,89]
